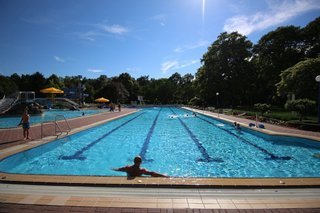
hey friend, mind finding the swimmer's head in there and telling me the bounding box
[134,156,142,164]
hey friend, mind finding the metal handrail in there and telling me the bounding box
[55,115,71,135]
[41,115,71,139]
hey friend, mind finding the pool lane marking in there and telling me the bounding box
[139,108,162,162]
[195,115,291,160]
[59,112,146,160]
[169,107,224,163]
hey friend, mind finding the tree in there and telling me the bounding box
[195,32,255,107]
[47,74,64,89]
[180,73,195,104]
[95,75,109,90]
[137,75,150,87]
[168,72,182,103]
[10,73,21,89]
[82,82,94,102]
[189,96,205,107]
[277,58,320,101]
[285,99,316,121]
[96,81,129,103]
[302,17,320,58]
[254,103,271,116]
[143,78,174,104]
[113,73,139,102]
[14,72,46,97]
[253,26,304,104]
[136,75,150,99]
[0,75,18,97]
[154,79,175,104]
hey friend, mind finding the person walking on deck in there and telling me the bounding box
[18,107,31,140]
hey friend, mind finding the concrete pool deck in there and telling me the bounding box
[0,107,320,211]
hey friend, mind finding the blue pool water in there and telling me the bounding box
[0,109,106,128]
[0,107,319,178]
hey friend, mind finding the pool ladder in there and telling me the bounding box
[41,115,71,139]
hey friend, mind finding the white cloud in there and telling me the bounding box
[150,14,168,26]
[79,23,129,41]
[161,60,199,74]
[54,56,65,63]
[223,0,320,35]
[88,68,104,73]
[174,40,209,53]
[98,24,129,35]
[161,61,178,73]
[79,31,98,41]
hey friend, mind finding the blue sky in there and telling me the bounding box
[0,0,319,79]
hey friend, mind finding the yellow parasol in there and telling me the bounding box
[40,87,64,104]
[95,97,110,103]
[40,87,64,94]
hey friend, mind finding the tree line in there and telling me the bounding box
[0,17,319,110]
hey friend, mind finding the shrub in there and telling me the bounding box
[189,97,205,107]
[254,103,271,116]
[285,99,316,121]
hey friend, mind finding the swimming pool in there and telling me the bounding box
[0,107,319,178]
[0,109,106,128]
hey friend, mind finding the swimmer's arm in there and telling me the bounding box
[111,166,128,172]
[141,169,168,177]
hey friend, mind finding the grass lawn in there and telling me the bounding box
[223,107,318,131]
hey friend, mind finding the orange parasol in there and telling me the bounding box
[95,97,110,103]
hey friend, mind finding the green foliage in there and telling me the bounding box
[195,32,255,107]
[277,58,320,100]
[263,111,298,121]
[96,81,129,103]
[254,103,271,116]
[113,73,139,102]
[188,97,204,107]
[253,25,305,104]
[302,17,320,58]
[47,74,64,89]
[9,72,46,97]
[0,75,18,97]
[285,99,316,121]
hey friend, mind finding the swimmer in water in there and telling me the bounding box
[112,156,168,177]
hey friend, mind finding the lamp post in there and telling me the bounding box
[315,75,320,124]
[77,75,83,106]
[216,92,219,117]
[216,92,219,108]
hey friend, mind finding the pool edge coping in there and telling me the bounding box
[0,172,319,188]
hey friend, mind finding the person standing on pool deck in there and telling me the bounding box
[112,156,168,177]
[18,107,31,140]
